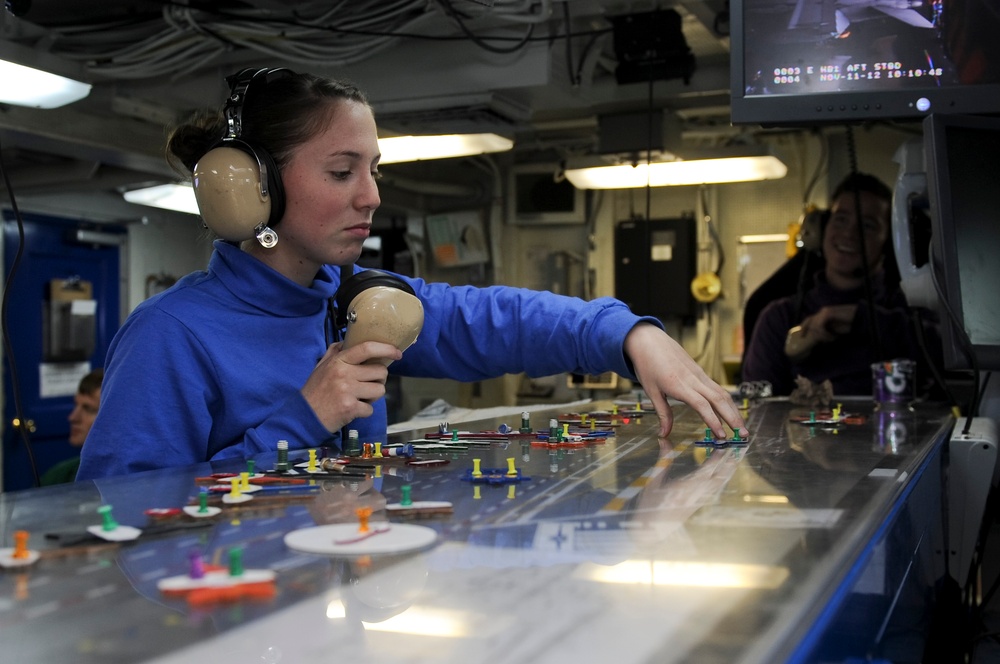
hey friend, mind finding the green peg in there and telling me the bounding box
[98,505,118,532]
[229,548,244,577]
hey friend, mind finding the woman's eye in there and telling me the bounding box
[331,171,351,180]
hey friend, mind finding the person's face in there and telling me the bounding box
[68,388,100,447]
[268,100,381,283]
[823,190,890,287]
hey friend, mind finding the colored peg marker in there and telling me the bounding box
[472,459,482,478]
[356,507,373,534]
[506,457,518,477]
[0,530,40,568]
[229,548,244,577]
[189,549,206,579]
[98,505,119,532]
[12,531,30,560]
[276,440,290,472]
[400,485,413,507]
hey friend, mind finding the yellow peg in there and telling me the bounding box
[506,457,518,477]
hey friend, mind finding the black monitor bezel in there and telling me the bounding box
[924,112,1000,371]
[729,0,1000,127]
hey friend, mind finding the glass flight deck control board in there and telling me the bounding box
[0,398,954,663]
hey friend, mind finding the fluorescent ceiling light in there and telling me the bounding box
[0,59,92,108]
[123,183,200,215]
[124,132,516,214]
[564,151,788,189]
[378,133,513,164]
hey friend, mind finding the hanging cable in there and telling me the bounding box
[0,137,41,488]
[562,1,577,86]
[436,0,535,54]
[844,125,883,362]
[929,240,981,433]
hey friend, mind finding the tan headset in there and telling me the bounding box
[192,67,293,247]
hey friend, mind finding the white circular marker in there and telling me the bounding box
[183,505,223,518]
[0,548,40,568]
[284,523,437,556]
[87,525,142,542]
[386,501,453,512]
[916,97,931,112]
[158,569,275,593]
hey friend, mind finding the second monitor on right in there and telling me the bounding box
[922,112,1000,372]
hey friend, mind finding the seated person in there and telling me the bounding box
[742,173,936,397]
[741,208,827,357]
[40,368,104,485]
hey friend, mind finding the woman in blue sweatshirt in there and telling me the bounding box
[78,68,745,479]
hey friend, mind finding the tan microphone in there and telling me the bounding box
[341,285,424,366]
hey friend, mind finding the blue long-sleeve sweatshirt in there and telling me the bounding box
[79,241,655,479]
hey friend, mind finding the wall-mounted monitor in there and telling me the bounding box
[730,0,1000,127]
[507,163,587,225]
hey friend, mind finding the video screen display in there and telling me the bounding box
[732,0,1000,125]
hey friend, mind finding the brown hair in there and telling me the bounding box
[79,368,104,396]
[166,71,371,176]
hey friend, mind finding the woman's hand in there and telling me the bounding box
[624,323,747,439]
[785,304,858,361]
[301,340,402,432]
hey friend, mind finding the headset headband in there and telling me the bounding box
[223,67,272,140]
[217,67,292,204]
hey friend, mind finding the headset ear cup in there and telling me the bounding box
[799,208,828,255]
[192,142,285,242]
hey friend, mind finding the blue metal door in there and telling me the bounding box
[2,210,123,492]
